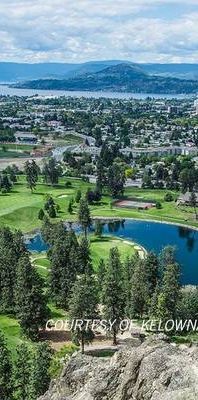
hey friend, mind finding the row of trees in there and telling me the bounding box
[0,228,49,339]
[0,334,51,400]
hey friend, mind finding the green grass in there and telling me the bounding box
[0,143,37,151]
[0,178,198,232]
[0,315,30,354]
[90,236,136,268]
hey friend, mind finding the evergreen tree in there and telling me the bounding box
[144,252,159,297]
[130,258,150,318]
[78,198,91,238]
[49,232,79,308]
[68,199,73,214]
[78,237,92,274]
[97,258,106,294]
[38,208,45,220]
[94,220,103,237]
[15,255,48,340]
[30,342,52,398]
[107,161,126,197]
[24,160,39,192]
[0,331,13,400]
[75,189,82,203]
[12,344,33,400]
[0,173,12,192]
[69,273,98,354]
[156,263,180,322]
[48,203,56,218]
[42,158,61,186]
[102,247,125,345]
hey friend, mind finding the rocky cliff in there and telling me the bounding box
[39,335,198,400]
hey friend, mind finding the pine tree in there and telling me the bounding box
[24,160,39,192]
[130,258,150,318]
[75,189,82,203]
[15,255,48,340]
[49,233,79,308]
[78,237,92,274]
[42,158,61,186]
[0,331,13,400]
[30,342,52,398]
[97,258,106,294]
[68,199,73,214]
[0,173,12,192]
[156,263,180,322]
[38,208,45,220]
[48,203,56,218]
[78,198,91,237]
[94,220,103,237]
[12,344,33,400]
[69,273,98,354]
[102,247,125,345]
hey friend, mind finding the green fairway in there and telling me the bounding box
[0,177,198,232]
[90,236,136,268]
[0,315,30,354]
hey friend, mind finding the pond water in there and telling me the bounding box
[26,219,198,285]
[0,85,193,100]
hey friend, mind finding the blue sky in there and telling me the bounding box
[0,0,197,63]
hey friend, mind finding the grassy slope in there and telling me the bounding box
[0,178,198,232]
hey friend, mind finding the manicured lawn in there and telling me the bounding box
[90,236,136,268]
[0,315,30,354]
[0,176,92,231]
[0,178,198,232]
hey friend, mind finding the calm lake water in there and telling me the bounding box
[26,219,198,285]
[0,85,193,100]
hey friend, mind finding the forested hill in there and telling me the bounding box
[15,63,198,94]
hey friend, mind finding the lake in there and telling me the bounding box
[0,85,193,100]
[26,219,198,285]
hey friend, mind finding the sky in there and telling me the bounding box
[0,0,197,64]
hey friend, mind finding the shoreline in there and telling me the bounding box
[92,216,198,232]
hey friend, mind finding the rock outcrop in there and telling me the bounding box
[39,336,198,400]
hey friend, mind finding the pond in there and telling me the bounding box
[26,219,198,285]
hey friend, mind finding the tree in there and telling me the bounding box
[48,204,56,218]
[49,232,79,308]
[102,248,125,345]
[156,263,180,322]
[107,161,126,197]
[78,237,92,274]
[189,190,198,220]
[69,273,98,354]
[94,220,103,237]
[97,258,106,294]
[15,255,48,340]
[0,173,12,193]
[24,160,39,192]
[38,208,45,220]
[75,189,82,203]
[68,199,73,214]
[30,342,52,398]
[12,344,33,400]
[43,158,61,186]
[130,258,150,318]
[0,331,13,400]
[78,198,91,238]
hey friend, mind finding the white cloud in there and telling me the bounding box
[0,0,197,62]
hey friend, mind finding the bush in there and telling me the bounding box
[156,201,162,209]
[164,192,174,202]
[65,181,72,188]
[38,208,45,220]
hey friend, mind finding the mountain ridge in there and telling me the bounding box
[14,63,198,94]
[0,60,198,82]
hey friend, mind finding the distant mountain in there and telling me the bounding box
[142,63,198,80]
[15,63,198,94]
[0,60,198,82]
